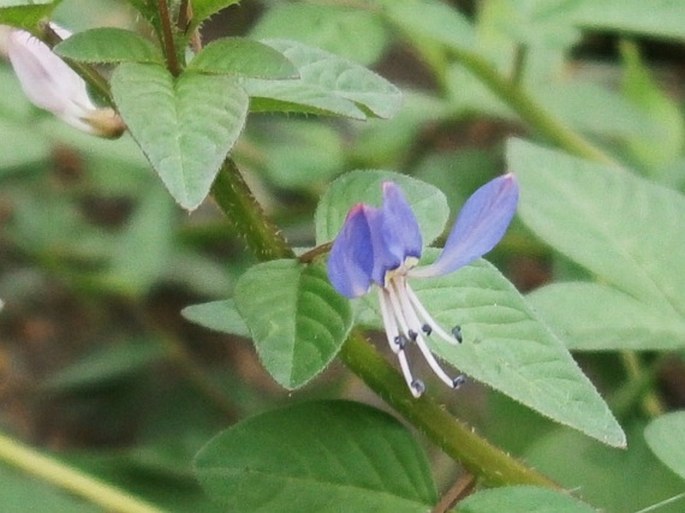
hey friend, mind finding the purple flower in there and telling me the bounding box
[327,174,519,397]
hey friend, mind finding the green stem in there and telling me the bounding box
[0,432,168,513]
[339,331,559,488]
[210,159,293,260]
[449,48,618,167]
[615,352,665,418]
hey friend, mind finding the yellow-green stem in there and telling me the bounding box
[0,432,169,513]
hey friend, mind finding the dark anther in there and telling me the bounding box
[452,325,463,343]
[422,323,432,336]
[394,334,408,350]
[452,375,467,389]
[411,379,425,397]
[407,329,418,342]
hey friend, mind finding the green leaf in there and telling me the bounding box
[620,41,684,173]
[188,37,297,78]
[251,119,344,189]
[315,169,450,246]
[475,0,581,49]
[645,411,685,481]
[455,485,596,513]
[406,255,625,447]
[354,254,626,446]
[54,28,163,64]
[527,282,685,351]
[573,0,685,42]
[243,39,402,120]
[111,63,249,210]
[194,401,437,513]
[251,3,389,66]
[182,299,249,338]
[380,0,476,51]
[534,81,654,139]
[189,0,241,32]
[0,0,57,30]
[508,139,685,319]
[525,421,685,513]
[234,260,352,389]
[100,186,176,296]
[43,339,166,392]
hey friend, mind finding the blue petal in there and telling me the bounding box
[411,173,518,278]
[380,182,422,262]
[327,205,375,298]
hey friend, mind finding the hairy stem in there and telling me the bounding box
[210,159,293,260]
[0,432,168,513]
[339,331,559,488]
[157,0,181,76]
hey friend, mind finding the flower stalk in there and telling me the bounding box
[0,432,168,513]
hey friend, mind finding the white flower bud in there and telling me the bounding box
[6,27,124,138]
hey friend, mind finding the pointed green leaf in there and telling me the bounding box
[508,139,685,319]
[111,63,249,210]
[189,0,241,32]
[194,401,437,513]
[243,39,402,120]
[645,411,685,481]
[315,169,450,246]
[456,486,596,513]
[0,0,57,30]
[188,37,297,78]
[182,299,249,338]
[528,282,685,351]
[418,256,625,447]
[573,0,685,42]
[43,339,166,392]
[234,260,352,389]
[358,254,625,447]
[380,0,476,51]
[526,422,685,513]
[620,41,684,172]
[251,3,389,65]
[54,28,163,64]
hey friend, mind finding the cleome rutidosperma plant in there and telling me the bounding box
[0,2,684,513]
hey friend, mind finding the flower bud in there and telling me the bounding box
[6,27,124,138]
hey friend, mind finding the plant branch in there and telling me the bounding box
[0,432,169,513]
[432,473,476,513]
[157,0,181,76]
[448,47,618,167]
[339,331,560,488]
[210,159,293,260]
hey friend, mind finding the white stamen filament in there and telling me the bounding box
[377,288,423,397]
[390,278,462,389]
[405,283,460,345]
[377,273,465,396]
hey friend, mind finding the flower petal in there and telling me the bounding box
[7,28,98,133]
[411,173,518,278]
[327,205,376,298]
[380,182,422,262]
